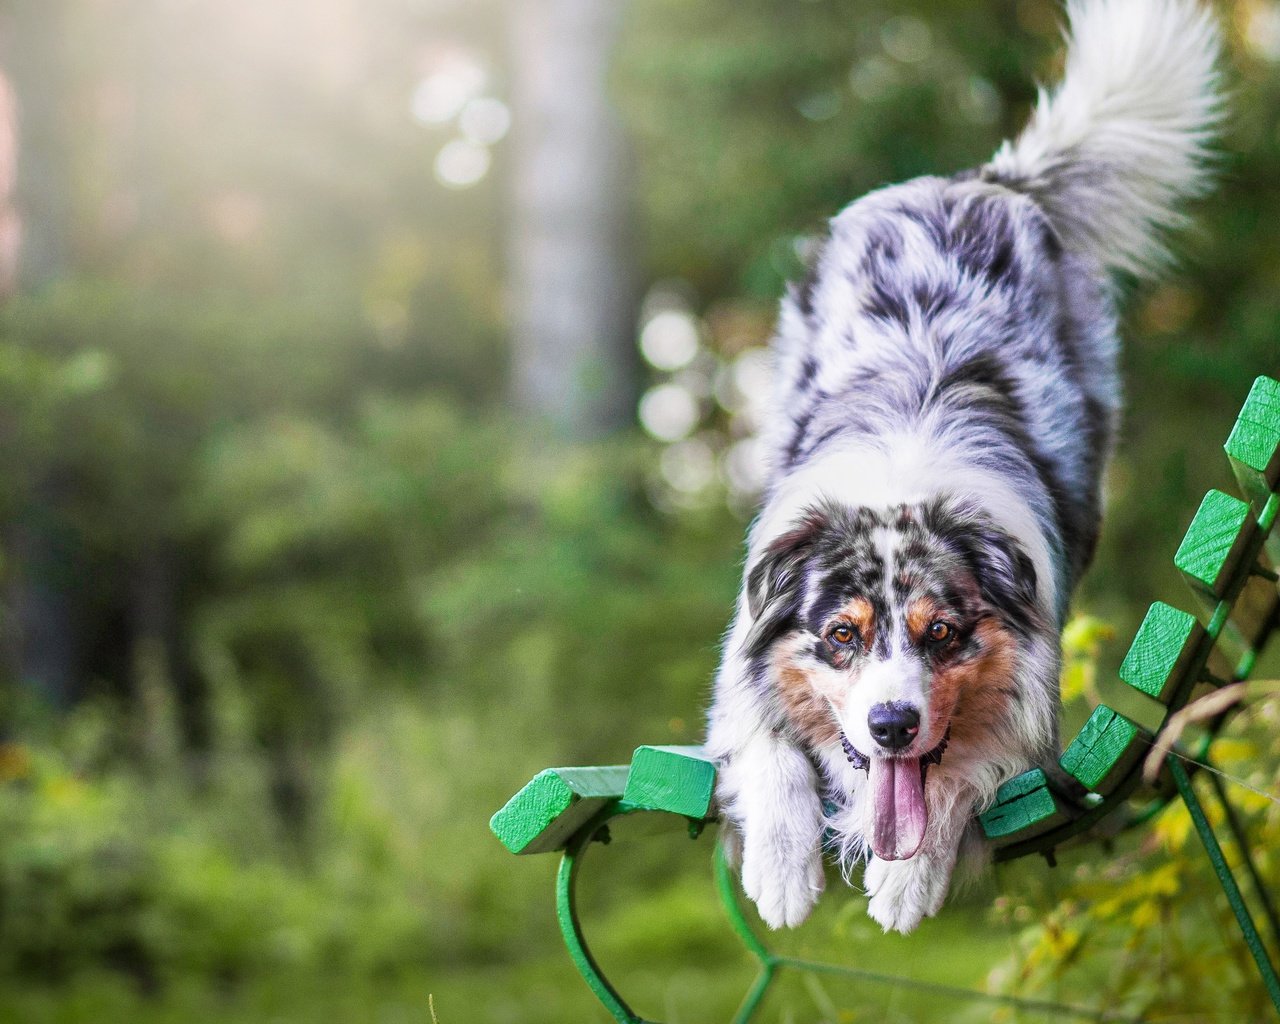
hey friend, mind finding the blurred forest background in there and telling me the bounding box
[0,0,1278,1021]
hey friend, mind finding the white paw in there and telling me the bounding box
[922,866,950,918]
[864,854,949,934]
[741,827,825,929]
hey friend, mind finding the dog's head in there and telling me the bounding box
[743,498,1051,860]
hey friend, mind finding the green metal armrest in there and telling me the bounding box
[490,745,718,857]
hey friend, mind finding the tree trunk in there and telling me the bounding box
[0,2,73,293]
[507,0,638,438]
[7,504,79,709]
[0,2,80,710]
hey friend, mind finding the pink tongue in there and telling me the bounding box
[870,757,927,861]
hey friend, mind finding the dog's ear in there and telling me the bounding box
[925,499,1045,637]
[965,525,1043,637]
[744,510,827,657]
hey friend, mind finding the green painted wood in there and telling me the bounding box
[1225,375,1280,506]
[1119,602,1206,703]
[623,745,717,820]
[490,764,629,855]
[979,768,1069,842]
[1059,704,1149,793]
[1174,489,1255,600]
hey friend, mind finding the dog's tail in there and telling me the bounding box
[986,0,1224,278]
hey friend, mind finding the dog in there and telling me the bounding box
[707,0,1223,934]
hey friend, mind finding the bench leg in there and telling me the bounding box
[713,841,777,1024]
[556,809,652,1024]
[1205,768,1280,952]
[1169,756,1280,1015]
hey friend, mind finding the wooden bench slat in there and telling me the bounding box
[1225,375,1280,507]
[1174,489,1256,602]
[1119,602,1207,703]
[979,768,1071,843]
[1059,704,1150,793]
[490,765,629,855]
[623,745,717,820]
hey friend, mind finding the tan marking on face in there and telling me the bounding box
[928,617,1020,748]
[832,596,876,650]
[771,635,843,748]
[906,597,944,642]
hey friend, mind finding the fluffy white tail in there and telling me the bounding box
[987,0,1224,278]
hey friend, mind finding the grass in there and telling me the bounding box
[0,824,1068,1024]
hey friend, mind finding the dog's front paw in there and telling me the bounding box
[741,828,825,929]
[864,854,949,934]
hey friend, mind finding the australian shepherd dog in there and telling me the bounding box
[708,0,1224,933]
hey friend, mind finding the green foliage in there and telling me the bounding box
[616,0,1042,299]
[1,395,746,1016]
[2,0,1279,1020]
[0,700,521,990]
[989,709,1280,1021]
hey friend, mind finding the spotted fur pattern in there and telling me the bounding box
[708,0,1223,934]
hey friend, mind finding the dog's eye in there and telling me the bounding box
[926,621,954,644]
[828,624,857,646]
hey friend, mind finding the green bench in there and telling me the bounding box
[491,375,1280,1023]
[491,746,718,858]
[491,745,718,1022]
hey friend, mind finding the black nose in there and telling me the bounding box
[868,702,920,751]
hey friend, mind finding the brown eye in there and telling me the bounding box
[829,624,857,646]
[926,621,954,644]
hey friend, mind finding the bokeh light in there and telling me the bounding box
[638,382,700,442]
[729,347,773,431]
[411,51,486,125]
[659,436,716,495]
[459,97,511,144]
[434,139,491,188]
[880,16,932,63]
[796,91,843,121]
[1242,0,1280,61]
[850,56,898,102]
[722,436,768,498]
[639,309,700,371]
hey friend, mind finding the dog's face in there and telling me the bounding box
[744,499,1045,859]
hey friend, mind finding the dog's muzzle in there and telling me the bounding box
[841,725,952,861]
[840,726,952,785]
